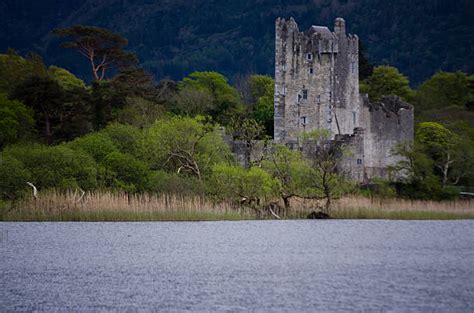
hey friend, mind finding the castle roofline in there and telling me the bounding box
[307,25,337,40]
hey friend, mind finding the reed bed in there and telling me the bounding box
[287,196,474,220]
[1,191,252,221]
[1,191,473,221]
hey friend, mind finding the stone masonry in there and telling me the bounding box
[272,17,414,182]
[230,17,414,182]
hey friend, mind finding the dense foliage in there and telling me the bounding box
[1,23,473,212]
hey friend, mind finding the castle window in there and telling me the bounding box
[352,111,357,124]
[357,159,362,165]
[302,89,308,100]
[297,94,302,103]
[282,87,287,95]
[300,116,308,126]
[317,95,321,104]
[309,68,314,74]
[307,53,313,60]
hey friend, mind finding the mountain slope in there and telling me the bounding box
[1,0,473,85]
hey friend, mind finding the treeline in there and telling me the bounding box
[3,0,472,85]
[1,26,474,212]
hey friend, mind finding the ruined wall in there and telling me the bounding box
[274,17,360,143]
[230,140,268,168]
[360,95,414,179]
[336,128,366,182]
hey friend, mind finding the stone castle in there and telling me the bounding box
[232,17,414,182]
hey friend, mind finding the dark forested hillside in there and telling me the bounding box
[1,0,473,85]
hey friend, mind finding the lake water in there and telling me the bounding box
[1,221,473,312]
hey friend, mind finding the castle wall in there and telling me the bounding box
[360,95,414,179]
[229,140,268,168]
[219,17,416,183]
[336,128,366,182]
[274,17,360,143]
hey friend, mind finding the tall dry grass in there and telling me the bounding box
[2,190,251,221]
[287,196,474,219]
[334,196,474,214]
[2,191,473,221]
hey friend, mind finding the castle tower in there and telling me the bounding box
[274,17,360,143]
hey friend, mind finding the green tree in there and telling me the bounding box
[147,170,205,195]
[68,132,118,163]
[55,86,93,141]
[111,68,158,98]
[261,145,311,209]
[247,75,274,136]
[209,163,279,215]
[303,130,353,213]
[0,94,35,147]
[54,25,138,81]
[102,151,149,192]
[389,142,441,199]
[0,49,48,95]
[0,155,32,200]
[90,69,158,129]
[414,71,474,110]
[115,97,165,129]
[142,116,233,180]
[362,65,413,101]
[47,66,86,91]
[101,123,143,157]
[11,76,64,144]
[416,122,467,189]
[2,144,97,190]
[179,72,243,124]
[90,80,117,129]
[229,118,268,166]
[171,86,214,116]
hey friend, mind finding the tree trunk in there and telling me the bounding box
[441,152,451,189]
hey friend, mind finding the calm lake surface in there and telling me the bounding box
[1,221,473,312]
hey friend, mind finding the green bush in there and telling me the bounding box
[147,170,205,195]
[102,151,149,192]
[2,144,97,190]
[0,94,35,147]
[68,132,118,163]
[359,178,397,198]
[0,154,32,200]
[101,123,143,157]
[142,116,233,179]
[209,163,279,204]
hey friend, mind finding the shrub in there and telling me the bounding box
[102,151,149,192]
[2,144,97,190]
[68,132,118,163]
[209,164,279,204]
[0,154,31,200]
[147,170,205,195]
[101,123,142,157]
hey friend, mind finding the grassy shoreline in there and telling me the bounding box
[1,191,473,221]
[1,210,473,222]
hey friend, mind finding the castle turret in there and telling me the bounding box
[334,17,346,37]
